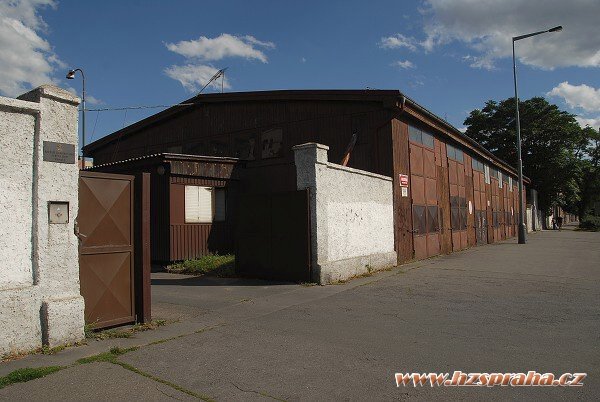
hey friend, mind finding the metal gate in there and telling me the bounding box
[236,190,311,282]
[409,140,440,260]
[78,171,135,329]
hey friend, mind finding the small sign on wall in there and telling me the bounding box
[401,187,409,197]
[399,174,409,187]
[43,141,76,164]
[48,201,69,224]
[468,200,473,214]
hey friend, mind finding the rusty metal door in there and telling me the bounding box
[448,158,468,251]
[473,170,488,245]
[78,171,135,329]
[409,141,440,260]
[475,211,487,245]
[236,190,311,282]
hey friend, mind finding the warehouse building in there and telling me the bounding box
[85,90,527,283]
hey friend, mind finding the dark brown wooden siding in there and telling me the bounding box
[391,118,413,263]
[168,176,235,261]
[91,100,393,175]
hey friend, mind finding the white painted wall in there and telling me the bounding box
[294,143,397,284]
[0,85,85,355]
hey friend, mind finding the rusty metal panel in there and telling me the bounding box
[424,149,436,178]
[79,171,135,329]
[412,175,425,204]
[410,144,424,176]
[410,138,440,259]
[425,177,437,205]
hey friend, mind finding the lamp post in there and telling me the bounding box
[512,25,562,244]
[66,68,85,163]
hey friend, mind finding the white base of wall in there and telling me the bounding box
[315,251,397,284]
[0,289,85,355]
[42,296,85,348]
[0,287,42,354]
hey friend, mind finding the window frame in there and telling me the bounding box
[408,124,435,149]
[184,185,214,224]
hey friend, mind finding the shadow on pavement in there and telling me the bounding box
[151,272,295,287]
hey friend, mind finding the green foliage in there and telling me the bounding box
[0,366,63,389]
[166,254,235,276]
[464,97,599,214]
[579,216,600,231]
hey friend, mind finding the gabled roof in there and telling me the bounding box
[83,89,526,180]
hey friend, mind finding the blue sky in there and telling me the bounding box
[1,0,599,146]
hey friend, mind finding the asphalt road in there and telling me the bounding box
[2,225,598,401]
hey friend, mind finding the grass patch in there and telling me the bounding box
[113,360,214,401]
[76,346,213,401]
[86,320,167,340]
[0,366,64,389]
[76,346,138,365]
[166,254,235,277]
[2,341,86,362]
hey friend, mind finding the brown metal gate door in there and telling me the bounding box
[473,169,487,245]
[409,140,440,260]
[79,171,135,329]
[236,190,311,282]
[491,179,501,242]
[448,156,468,251]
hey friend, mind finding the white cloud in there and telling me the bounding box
[165,33,274,63]
[164,64,231,93]
[64,86,102,105]
[0,0,62,97]
[165,33,274,93]
[420,0,600,69]
[547,82,600,131]
[547,82,600,113]
[86,95,104,106]
[379,33,417,51]
[575,116,600,130]
[391,60,415,69]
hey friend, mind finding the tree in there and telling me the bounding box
[463,97,588,214]
[576,127,600,217]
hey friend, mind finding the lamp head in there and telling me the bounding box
[66,70,76,79]
[548,26,563,33]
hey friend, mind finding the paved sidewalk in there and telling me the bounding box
[1,226,599,401]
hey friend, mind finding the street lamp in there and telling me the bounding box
[66,68,85,162]
[512,25,562,244]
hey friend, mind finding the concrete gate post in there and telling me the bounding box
[0,85,85,354]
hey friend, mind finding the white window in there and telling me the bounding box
[214,188,226,222]
[185,186,213,223]
[484,165,491,184]
[498,172,503,188]
[509,177,513,191]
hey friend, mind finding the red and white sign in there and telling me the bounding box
[399,174,409,187]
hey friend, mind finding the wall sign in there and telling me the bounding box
[399,174,409,187]
[48,201,69,224]
[468,200,473,214]
[401,187,409,197]
[43,141,75,164]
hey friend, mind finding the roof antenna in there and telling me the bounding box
[198,67,228,95]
